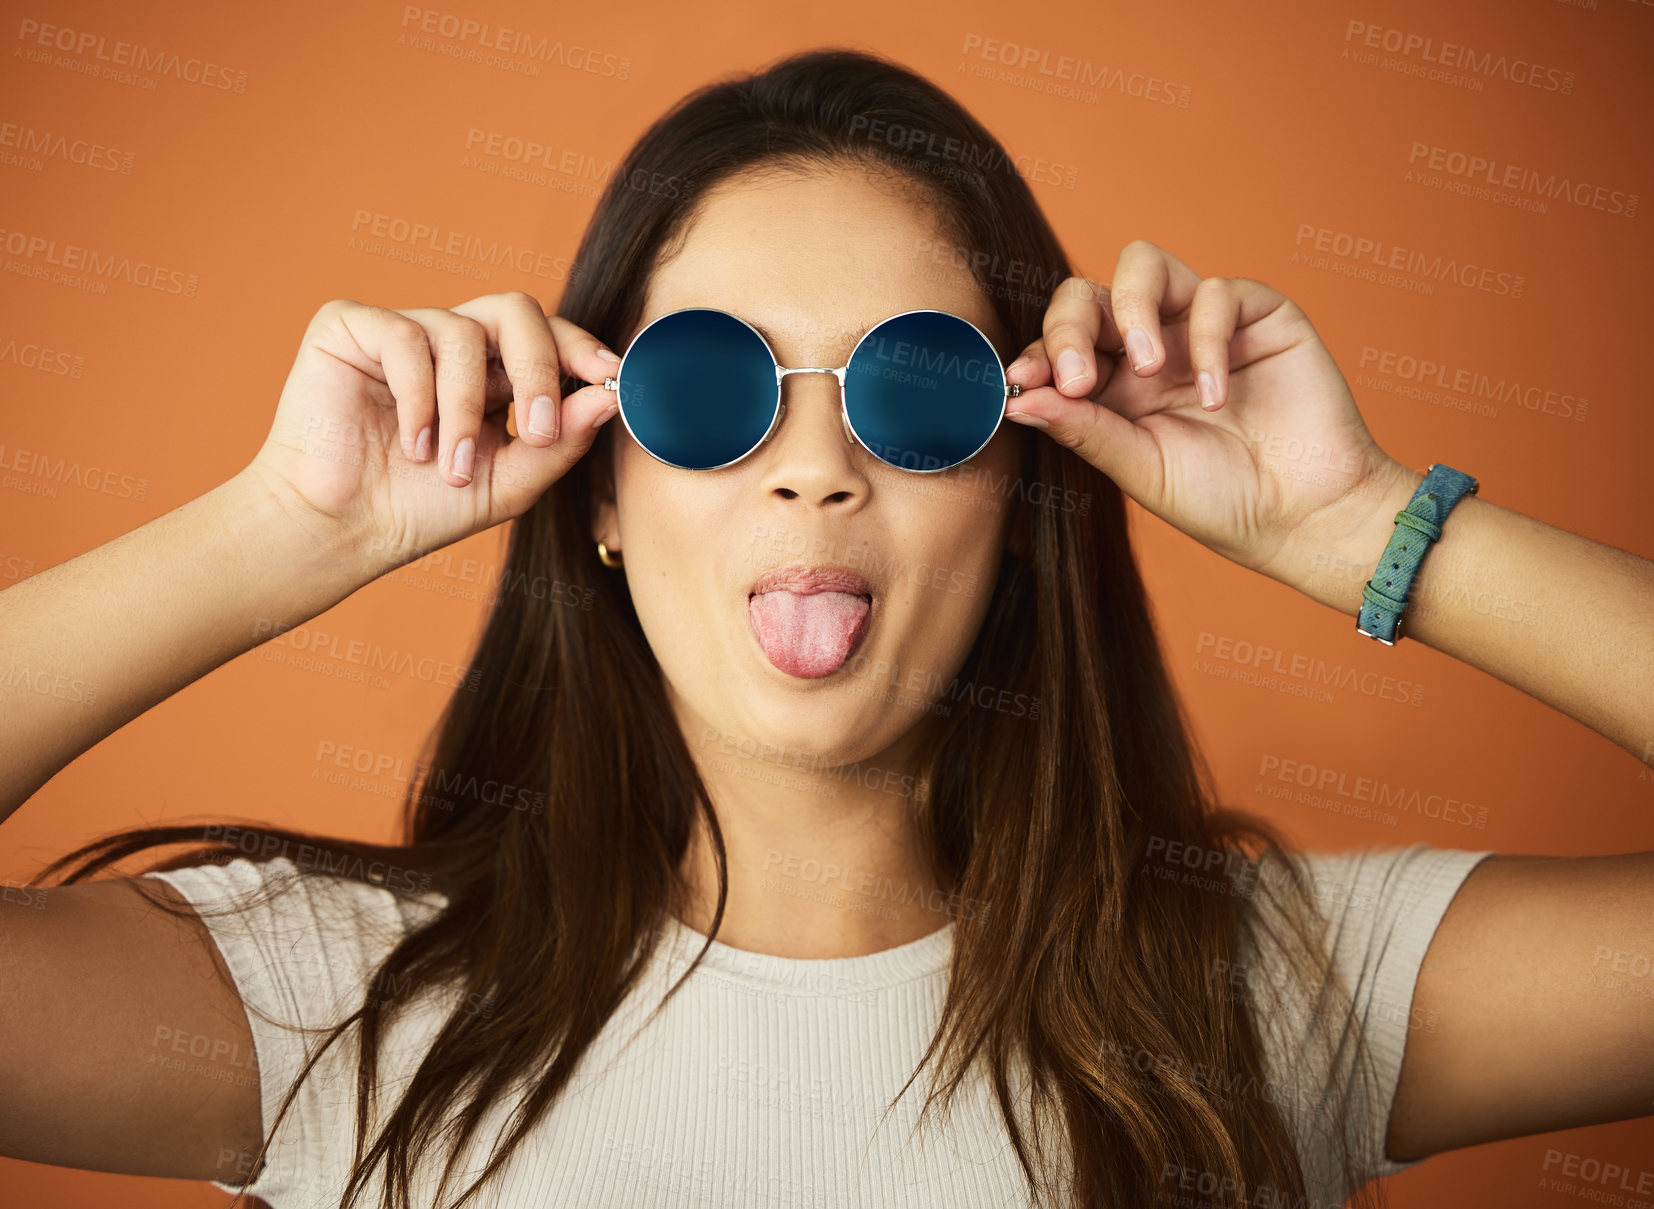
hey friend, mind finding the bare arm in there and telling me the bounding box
[2,292,617,825]
[0,472,370,1178]
[1386,851,1654,1160]
[0,293,614,1182]
[0,876,266,1180]
[995,242,1654,1161]
[1280,460,1654,762]
[1277,463,1654,1159]
[0,468,374,824]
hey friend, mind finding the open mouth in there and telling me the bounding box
[747,564,874,679]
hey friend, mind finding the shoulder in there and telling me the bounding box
[1241,842,1495,939]
[1231,843,1496,1197]
[140,852,448,1030]
[1234,840,1497,1033]
[137,852,451,1201]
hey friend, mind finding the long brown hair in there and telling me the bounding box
[33,46,1387,1209]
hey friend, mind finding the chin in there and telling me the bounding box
[705,676,906,772]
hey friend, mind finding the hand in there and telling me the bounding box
[1002,241,1405,584]
[242,292,621,576]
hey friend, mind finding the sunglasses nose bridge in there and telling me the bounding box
[774,365,847,385]
[774,364,854,450]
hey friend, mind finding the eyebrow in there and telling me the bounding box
[742,315,878,357]
[652,309,996,360]
[740,317,781,346]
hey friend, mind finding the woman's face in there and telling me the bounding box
[592,162,1027,772]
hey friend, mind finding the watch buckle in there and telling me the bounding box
[1355,615,1403,646]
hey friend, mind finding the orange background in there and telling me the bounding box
[2,0,1651,1204]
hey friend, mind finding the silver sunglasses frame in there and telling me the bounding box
[600,306,1022,474]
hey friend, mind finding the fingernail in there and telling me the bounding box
[528,394,557,439]
[1006,355,1032,376]
[452,436,474,482]
[596,348,621,363]
[1055,348,1087,390]
[1126,328,1156,371]
[415,426,432,462]
[1005,411,1048,429]
[1197,371,1219,409]
[589,401,619,431]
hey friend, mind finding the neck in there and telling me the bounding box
[676,715,956,959]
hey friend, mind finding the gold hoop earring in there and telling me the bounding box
[596,541,623,568]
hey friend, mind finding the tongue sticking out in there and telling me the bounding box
[748,590,870,679]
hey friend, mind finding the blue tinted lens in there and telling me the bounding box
[616,309,778,470]
[843,311,1006,472]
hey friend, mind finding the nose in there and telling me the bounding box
[756,368,867,508]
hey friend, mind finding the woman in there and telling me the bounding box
[2,46,1649,1209]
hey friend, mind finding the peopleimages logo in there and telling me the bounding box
[347,209,577,282]
[397,7,631,79]
[0,443,148,501]
[1194,630,1424,706]
[1406,142,1638,218]
[1355,346,1589,422]
[846,115,1079,190]
[1256,754,1490,829]
[0,226,198,297]
[958,33,1192,107]
[1539,1149,1654,1200]
[1341,20,1576,94]
[0,120,135,173]
[1291,223,1524,299]
[14,17,250,93]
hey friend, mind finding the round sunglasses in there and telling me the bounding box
[599,307,1022,473]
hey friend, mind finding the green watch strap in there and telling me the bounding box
[1356,463,1479,645]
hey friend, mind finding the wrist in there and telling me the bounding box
[1272,457,1426,618]
[223,468,386,613]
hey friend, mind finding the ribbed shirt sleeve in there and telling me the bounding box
[141,854,442,1207]
[1238,843,1495,1204]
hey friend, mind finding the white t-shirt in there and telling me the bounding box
[143,842,1493,1208]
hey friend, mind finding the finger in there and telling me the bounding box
[330,301,438,463]
[1188,276,1239,412]
[1201,276,1297,412]
[1005,337,1052,390]
[484,380,622,520]
[1007,331,1124,406]
[546,314,624,388]
[536,312,624,441]
[398,308,492,486]
[449,293,622,449]
[1108,239,1203,375]
[1039,276,1123,399]
[1005,384,1163,506]
[476,348,520,411]
[450,293,564,447]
